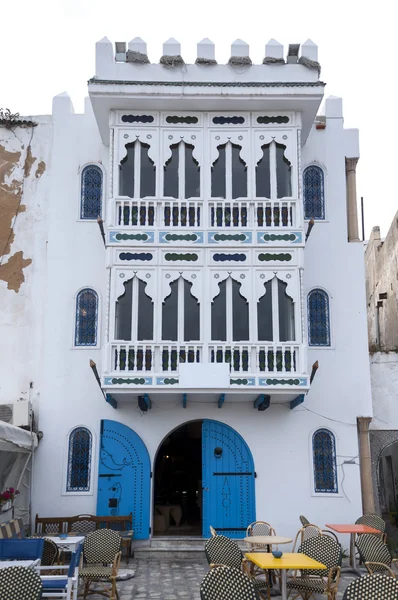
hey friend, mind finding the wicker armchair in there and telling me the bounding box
[342,573,398,599]
[356,533,398,576]
[355,514,387,543]
[80,529,122,600]
[204,535,270,600]
[200,565,260,600]
[42,538,59,566]
[0,566,42,600]
[287,535,342,600]
[292,525,323,552]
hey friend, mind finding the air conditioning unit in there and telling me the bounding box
[0,401,32,428]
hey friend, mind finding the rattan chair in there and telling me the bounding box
[356,533,398,576]
[80,529,122,600]
[292,525,323,552]
[246,521,276,538]
[204,535,270,600]
[342,573,398,599]
[42,538,59,566]
[356,514,387,543]
[0,565,42,600]
[287,535,342,600]
[200,565,260,600]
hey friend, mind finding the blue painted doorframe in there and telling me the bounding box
[97,420,151,540]
[202,420,255,538]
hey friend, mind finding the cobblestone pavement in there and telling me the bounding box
[82,557,367,599]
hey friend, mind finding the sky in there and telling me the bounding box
[0,0,395,238]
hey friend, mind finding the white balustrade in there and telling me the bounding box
[111,343,301,374]
[113,198,297,228]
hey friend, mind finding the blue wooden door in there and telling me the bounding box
[97,420,151,540]
[202,420,255,538]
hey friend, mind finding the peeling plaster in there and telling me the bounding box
[0,251,32,292]
[0,140,45,292]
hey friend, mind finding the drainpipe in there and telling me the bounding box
[346,158,360,242]
[357,417,375,514]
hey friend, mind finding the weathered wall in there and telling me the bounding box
[365,218,398,352]
[0,119,51,406]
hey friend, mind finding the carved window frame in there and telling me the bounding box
[79,163,104,221]
[63,426,95,496]
[312,428,339,495]
[303,164,326,221]
[307,287,331,347]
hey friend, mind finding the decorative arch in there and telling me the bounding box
[312,428,338,493]
[80,164,103,220]
[75,288,99,347]
[307,288,330,346]
[66,427,93,492]
[303,164,325,220]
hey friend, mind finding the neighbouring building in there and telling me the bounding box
[0,36,373,541]
[365,220,398,533]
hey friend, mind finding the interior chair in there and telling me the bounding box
[287,535,342,600]
[38,543,83,600]
[342,573,398,599]
[356,533,398,576]
[200,565,260,600]
[42,538,59,566]
[355,514,387,542]
[292,525,323,552]
[0,565,43,600]
[79,529,122,600]
[204,534,270,599]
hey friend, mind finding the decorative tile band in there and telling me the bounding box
[119,252,153,261]
[165,253,198,262]
[208,232,252,244]
[257,232,302,244]
[109,231,155,243]
[156,377,179,385]
[258,253,292,262]
[230,378,256,386]
[258,377,308,386]
[213,253,247,262]
[104,376,153,385]
[159,232,204,244]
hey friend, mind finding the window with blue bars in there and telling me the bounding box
[75,289,98,346]
[80,165,103,219]
[313,428,338,493]
[303,165,324,220]
[67,427,92,492]
[307,289,330,346]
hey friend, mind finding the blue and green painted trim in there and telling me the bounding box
[159,232,204,244]
[109,231,155,244]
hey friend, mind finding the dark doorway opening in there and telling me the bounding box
[153,421,202,536]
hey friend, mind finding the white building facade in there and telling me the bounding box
[0,37,373,540]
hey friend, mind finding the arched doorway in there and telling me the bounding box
[97,420,151,540]
[153,419,255,538]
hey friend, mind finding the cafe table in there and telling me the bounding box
[246,552,326,600]
[0,559,40,570]
[325,524,381,575]
[244,536,292,550]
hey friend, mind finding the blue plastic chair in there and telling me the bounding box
[0,538,44,560]
[38,543,83,600]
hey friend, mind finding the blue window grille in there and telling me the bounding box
[80,165,103,219]
[75,289,98,346]
[303,165,324,220]
[308,289,330,346]
[312,428,338,493]
[67,427,92,492]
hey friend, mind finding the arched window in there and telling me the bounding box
[312,428,338,493]
[303,165,324,220]
[307,289,330,346]
[80,165,103,220]
[75,289,98,346]
[66,427,92,492]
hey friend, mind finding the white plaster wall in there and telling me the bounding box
[30,94,371,547]
[370,352,398,430]
[0,119,51,411]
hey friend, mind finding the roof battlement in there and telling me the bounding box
[93,37,321,85]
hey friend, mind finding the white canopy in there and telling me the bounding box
[0,421,38,527]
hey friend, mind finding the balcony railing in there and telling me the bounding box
[113,198,297,229]
[110,342,302,375]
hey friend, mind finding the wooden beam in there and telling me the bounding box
[290,394,305,410]
[105,394,117,409]
[218,394,225,409]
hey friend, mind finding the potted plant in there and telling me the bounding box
[0,487,20,513]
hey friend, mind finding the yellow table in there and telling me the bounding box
[246,552,326,600]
